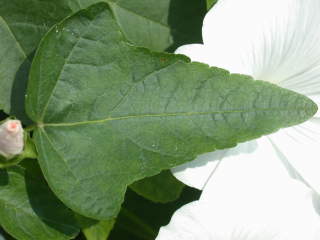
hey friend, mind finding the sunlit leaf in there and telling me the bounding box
[26,3,317,220]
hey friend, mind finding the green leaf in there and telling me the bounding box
[82,220,115,240]
[0,0,72,121]
[0,161,79,240]
[0,228,15,240]
[109,188,200,240]
[0,17,27,115]
[0,0,205,119]
[130,170,184,203]
[69,0,206,51]
[206,0,218,10]
[113,208,156,240]
[0,1,71,56]
[75,213,115,240]
[26,3,317,220]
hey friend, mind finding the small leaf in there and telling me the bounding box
[206,0,218,10]
[0,161,79,240]
[82,220,115,240]
[26,3,317,220]
[130,170,184,203]
[76,215,115,240]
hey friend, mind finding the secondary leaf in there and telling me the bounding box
[82,220,115,240]
[109,188,200,240]
[76,215,115,240]
[0,17,27,115]
[0,0,72,120]
[0,161,79,240]
[69,0,206,51]
[26,3,317,220]
[130,170,184,203]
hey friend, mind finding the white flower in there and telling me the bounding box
[157,138,320,239]
[157,182,320,240]
[0,120,24,158]
[172,0,320,195]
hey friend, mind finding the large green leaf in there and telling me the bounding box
[130,170,184,203]
[0,0,205,118]
[26,3,317,220]
[0,161,79,240]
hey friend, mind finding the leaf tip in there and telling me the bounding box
[309,97,318,119]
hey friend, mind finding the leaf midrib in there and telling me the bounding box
[40,107,308,127]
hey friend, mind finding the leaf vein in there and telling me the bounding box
[41,107,309,127]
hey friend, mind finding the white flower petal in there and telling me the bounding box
[200,137,291,202]
[172,140,258,190]
[156,201,212,240]
[268,119,320,194]
[171,150,224,190]
[200,0,320,88]
[157,180,320,240]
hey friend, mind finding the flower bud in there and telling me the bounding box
[0,120,24,158]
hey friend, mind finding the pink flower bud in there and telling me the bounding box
[0,120,24,158]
